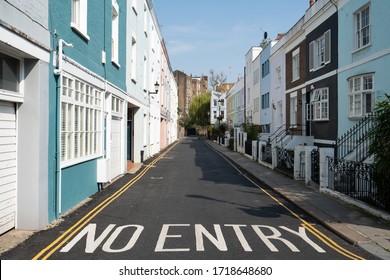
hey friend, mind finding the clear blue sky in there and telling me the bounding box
[153,0,310,82]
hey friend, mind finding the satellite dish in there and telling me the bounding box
[264,31,268,40]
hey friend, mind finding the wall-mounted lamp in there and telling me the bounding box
[149,81,160,94]
[310,85,315,90]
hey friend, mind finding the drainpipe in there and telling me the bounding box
[53,39,73,217]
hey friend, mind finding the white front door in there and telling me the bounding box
[110,117,122,180]
[0,101,17,235]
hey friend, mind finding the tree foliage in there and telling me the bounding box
[209,69,227,90]
[188,92,211,127]
[368,94,390,207]
[243,118,260,141]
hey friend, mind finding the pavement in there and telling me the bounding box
[204,139,390,260]
[1,138,390,259]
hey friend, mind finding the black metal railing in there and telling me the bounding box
[245,140,252,156]
[268,124,306,148]
[328,157,390,211]
[276,146,294,177]
[261,143,273,164]
[336,112,377,162]
[311,148,320,184]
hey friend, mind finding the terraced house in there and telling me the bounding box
[227,0,390,212]
[0,0,177,235]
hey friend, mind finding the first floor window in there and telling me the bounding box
[348,74,374,118]
[290,96,297,125]
[261,93,270,109]
[61,75,103,164]
[307,88,329,121]
[0,52,20,92]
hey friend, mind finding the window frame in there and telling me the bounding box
[262,60,270,78]
[261,92,270,109]
[309,30,331,72]
[348,74,374,119]
[355,5,371,51]
[111,0,120,67]
[71,0,90,41]
[307,88,329,121]
[0,51,22,94]
[292,48,300,82]
[60,74,103,168]
[130,36,137,83]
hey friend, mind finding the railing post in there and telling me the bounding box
[304,146,317,185]
[272,144,278,169]
[294,146,306,180]
[319,148,334,189]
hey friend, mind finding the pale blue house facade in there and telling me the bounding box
[338,0,390,135]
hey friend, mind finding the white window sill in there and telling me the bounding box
[313,118,330,122]
[0,89,24,103]
[292,77,300,83]
[352,43,372,55]
[61,154,102,169]
[71,23,90,41]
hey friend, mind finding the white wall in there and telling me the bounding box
[245,47,262,125]
[270,37,286,134]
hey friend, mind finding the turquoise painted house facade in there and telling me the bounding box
[338,0,390,135]
[48,0,128,220]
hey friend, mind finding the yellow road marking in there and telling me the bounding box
[33,140,181,260]
[207,141,365,260]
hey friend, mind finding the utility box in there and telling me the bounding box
[97,158,110,182]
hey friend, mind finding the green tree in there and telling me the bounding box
[189,92,211,127]
[368,94,390,208]
[243,118,260,141]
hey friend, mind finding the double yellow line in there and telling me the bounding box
[207,141,365,260]
[33,140,181,260]
[254,184,365,260]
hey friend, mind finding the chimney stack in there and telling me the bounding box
[310,0,315,7]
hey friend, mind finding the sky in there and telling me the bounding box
[153,0,310,83]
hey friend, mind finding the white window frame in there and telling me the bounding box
[111,95,123,117]
[143,54,147,91]
[348,74,374,118]
[355,5,371,51]
[262,60,270,78]
[254,97,260,113]
[144,3,148,37]
[131,36,137,83]
[309,30,331,71]
[292,48,300,82]
[61,74,103,167]
[71,0,90,41]
[261,92,270,109]
[307,88,329,121]
[111,0,120,67]
[276,66,281,87]
[0,51,22,94]
[253,68,260,85]
[290,96,297,126]
[131,0,138,14]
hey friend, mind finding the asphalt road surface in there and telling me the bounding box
[1,137,377,260]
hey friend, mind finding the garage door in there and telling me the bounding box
[0,101,16,235]
[110,117,122,180]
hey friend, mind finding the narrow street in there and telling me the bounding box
[1,138,376,260]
